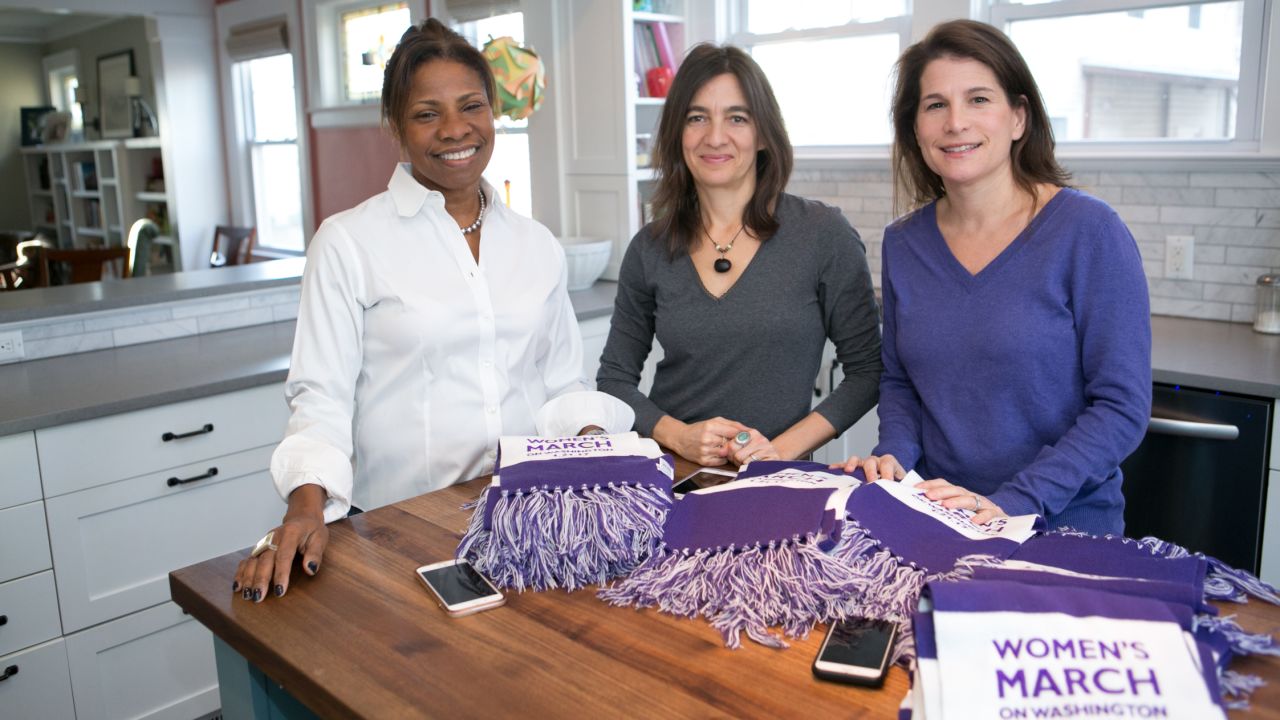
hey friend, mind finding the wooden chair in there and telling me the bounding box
[210,225,257,267]
[42,247,131,284]
[127,218,161,277]
[0,238,53,290]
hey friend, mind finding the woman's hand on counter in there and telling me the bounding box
[729,428,781,466]
[653,415,750,466]
[837,453,906,481]
[915,478,1008,525]
[234,483,330,603]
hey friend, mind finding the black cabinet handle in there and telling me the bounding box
[0,614,6,626]
[828,359,839,396]
[0,665,17,682]
[162,423,214,442]
[167,467,218,487]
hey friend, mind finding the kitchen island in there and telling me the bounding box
[169,470,1280,719]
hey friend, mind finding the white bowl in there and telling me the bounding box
[559,237,612,291]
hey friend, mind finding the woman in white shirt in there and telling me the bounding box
[234,19,629,603]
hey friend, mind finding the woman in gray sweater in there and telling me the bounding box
[596,43,881,467]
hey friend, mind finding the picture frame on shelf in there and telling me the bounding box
[97,49,135,139]
[20,106,55,146]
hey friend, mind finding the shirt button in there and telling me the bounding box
[486,449,496,459]
[486,405,497,414]
[480,359,493,368]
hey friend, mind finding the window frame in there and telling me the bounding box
[302,0,427,129]
[723,0,913,156]
[237,55,306,255]
[985,0,1269,155]
[719,0,1278,163]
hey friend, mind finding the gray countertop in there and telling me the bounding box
[3,299,1276,437]
[0,258,307,324]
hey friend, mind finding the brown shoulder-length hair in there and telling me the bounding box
[890,19,1069,217]
[650,43,793,258]
[380,18,498,145]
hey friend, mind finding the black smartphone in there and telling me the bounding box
[811,617,897,687]
[672,468,736,495]
[415,559,505,617]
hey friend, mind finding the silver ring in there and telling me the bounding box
[748,453,759,463]
[251,530,278,558]
[734,431,751,448]
[973,495,983,512]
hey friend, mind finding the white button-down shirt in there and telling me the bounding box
[271,164,629,521]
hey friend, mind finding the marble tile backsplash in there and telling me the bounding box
[0,285,300,365]
[788,167,1280,324]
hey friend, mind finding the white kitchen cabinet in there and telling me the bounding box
[7,382,287,719]
[0,432,40,509]
[37,382,288,498]
[0,639,76,720]
[64,602,218,720]
[45,446,282,633]
[0,572,62,658]
[1260,400,1280,585]
[809,341,880,465]
[0,501,51,583]
[579,316,611,389]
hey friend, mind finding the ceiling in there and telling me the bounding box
[0,7,121,44]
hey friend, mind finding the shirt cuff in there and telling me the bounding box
[535,390,637,437]
[270,436,354,524]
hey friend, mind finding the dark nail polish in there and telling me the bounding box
[274,584,284,597]
[232,581,240,592]
[307,561,318,574]
[242,588,251,600]
[253,588,262,602]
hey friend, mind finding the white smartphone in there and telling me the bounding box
[415,559,506,617]
[672,467,736,496]
[811,617,897,687]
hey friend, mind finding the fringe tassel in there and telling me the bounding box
[1197,614,1280,658]
[1050,528,1280,606]
[1219,670,1266,711]
[600,524,896,650]
[457,484,670,593]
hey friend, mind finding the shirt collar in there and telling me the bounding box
[388,162,498,220]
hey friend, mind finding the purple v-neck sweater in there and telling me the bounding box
[873,188,1151,535]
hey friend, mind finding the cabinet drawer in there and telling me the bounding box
[0,432,41,509]
[47,445,285,632]
[0,571,61,657]
[0,501,51,583]
[0,639,75,720]
[36,382,288,497]
[65,601,218,720]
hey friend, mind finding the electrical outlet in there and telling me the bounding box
[0,330,25,363]
[1165,235,1195,280]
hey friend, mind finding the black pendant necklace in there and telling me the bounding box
[709,224,745,273]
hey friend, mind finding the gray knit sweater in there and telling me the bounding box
[596,193,882,440]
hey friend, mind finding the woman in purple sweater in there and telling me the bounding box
[841,20,1150,535]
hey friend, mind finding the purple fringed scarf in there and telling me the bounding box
[910,578,1228,720]
[598,461,870,649]
[457,432,674,592]
[996,530,1280,707]
[839,472,1045,664]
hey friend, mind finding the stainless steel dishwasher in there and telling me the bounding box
[1120,383,1274,574]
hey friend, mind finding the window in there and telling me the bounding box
[455,11,532,219]
[237,54,305,252]
[989,0,1266,146]
[43,50,83,135]
[340,2,410,104]
[727,1,911,147]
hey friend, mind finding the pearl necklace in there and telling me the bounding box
[460,188,486,234]
[707,224,745,273]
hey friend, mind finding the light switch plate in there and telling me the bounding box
[0,330,25,363]
[1165,235,1195,280]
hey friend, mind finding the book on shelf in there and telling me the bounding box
[77,161,98,191]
